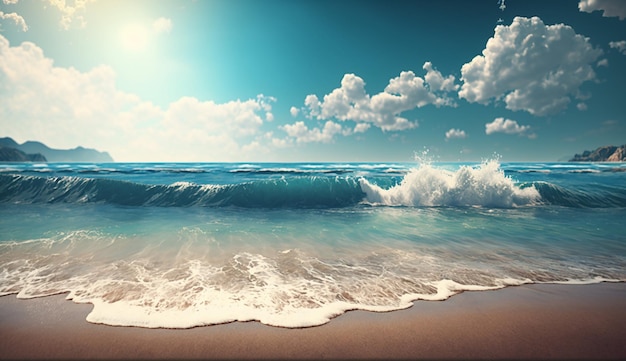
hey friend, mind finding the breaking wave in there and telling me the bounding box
[359,160,541,207]
[2,160,625,208]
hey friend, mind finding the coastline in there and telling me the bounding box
[1,282,625,360]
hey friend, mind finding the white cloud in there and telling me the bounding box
[609,40,626,54]
[0,35,275,161]
[45,0,94,29]
[577,102,588,111]
[271,136,291,148]
[281,120,344,143]
[289,106,299,117]
[597,58,609,67]
[459,16,602,116]
[153,17,173,34]
[485,117,532,137]
[423,62,459,93]
[1,0,93,30]
[353,123,370,133]
[300,62,457,132]
[579,0,626,20]
[445,128,467,140]
[0,11,27,31]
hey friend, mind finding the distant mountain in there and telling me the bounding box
[0,145,47,162]
[570,145,626,162]
[0,137,114,162]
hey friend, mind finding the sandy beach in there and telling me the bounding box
[1,282,625,360]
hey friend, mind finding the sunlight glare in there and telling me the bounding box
[120,24,149,52]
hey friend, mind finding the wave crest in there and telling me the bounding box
[359,160,540,207]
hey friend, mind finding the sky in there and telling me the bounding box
[0,0,625,162]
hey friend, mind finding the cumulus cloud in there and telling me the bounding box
[0,11,27,31]
[281,120,345,143]
[579,0,626,20]
[152,17,172,34]
[299,62,458,132]
[445,128,467,140]
[289,106,299,117]
[1,0,93,30]
[423,62,459,93]
[459,16,602,116]
[0,35,275,161]
[45,0,94,29]
[485,117,533,137]
[609,40,626,54]
[353,122,370,133]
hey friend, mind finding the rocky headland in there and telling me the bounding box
[0,137,113,162]
[570,145,626,162]
[0,145,47,162]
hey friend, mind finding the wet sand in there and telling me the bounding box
[1,282,625,360]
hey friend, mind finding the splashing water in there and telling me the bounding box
[359,160,540,207]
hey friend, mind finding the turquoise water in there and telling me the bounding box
[0,161,625,327]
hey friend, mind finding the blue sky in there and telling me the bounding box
[0,0,625,162]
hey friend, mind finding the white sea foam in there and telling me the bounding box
[170,181,197,188]
[359,160,540,207]
[71,268,535,329]
[539,277,622,285]
[74,273,542,328]
[568,169,601,173]
[0,229,543,328]
[6,228,617,329]
[2,221,624,329]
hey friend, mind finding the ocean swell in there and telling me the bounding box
[532,181,626,208]
[3,161,626,208]
[0,174,365,208]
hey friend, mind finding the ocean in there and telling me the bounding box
[1,160,625,328]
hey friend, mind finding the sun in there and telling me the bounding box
[120,24,149,52]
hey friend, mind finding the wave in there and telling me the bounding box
[359,160,541,207]
[533,182,626,208]
[2,160,625,208]
[0,174,365,208]
[229,167,353,175]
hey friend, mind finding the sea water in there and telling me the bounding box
[0,161,625,328]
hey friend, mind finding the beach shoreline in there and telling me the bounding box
[1,282,625,360]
